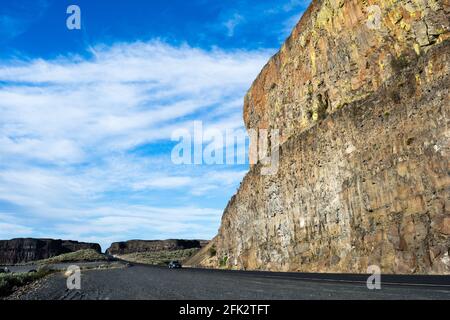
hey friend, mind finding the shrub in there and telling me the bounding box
[36,249,107,265]
[219,256,228,268]
[117,248,200,266]
[209,246,217,257]
[0,269,52,298]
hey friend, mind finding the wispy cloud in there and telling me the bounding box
[0,219,34,239]
[0,0,49,42]
[0,40,272,247]
[0,15,27,39]
[282,0,307,12]
[281,12,304,39]
[224,14,245,37]
[0,41,271,163]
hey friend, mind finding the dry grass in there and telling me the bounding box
[0,269,52,298]
[35,249,108,265]
[118,248,200,266]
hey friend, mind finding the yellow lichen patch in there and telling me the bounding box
[400,20,411,31]
[330,0,344,9]
[299,35,306,47]
[310,50,317,75]
[300,112,310,128]
[428,0,441,11]
[388,9,403,25]
[378,59,385,71]
[426,61,434,79]
[414,43,421,55]
[280,43,287,55]
[415,73,422,86]
[402,2,422,20]
[312,110,319,122]
[316,3,334,29]
[403,3,416,13]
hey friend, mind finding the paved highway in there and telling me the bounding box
[15,264,450,300]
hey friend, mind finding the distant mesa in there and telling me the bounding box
[106,239,208,256]
[0,238,101,265]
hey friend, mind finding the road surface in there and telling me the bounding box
[15,264,450,300]
[2,262,113,273]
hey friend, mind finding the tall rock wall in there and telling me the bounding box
[191,0,450,274]
[106,239,207,256]
[244,0,449,144]
[0,238,102,265]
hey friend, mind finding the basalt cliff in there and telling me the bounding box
[189,0,450,274]
[0,238,102,265]
[106,239,208,256]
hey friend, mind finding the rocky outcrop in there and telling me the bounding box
[191,0,450,274]
[105,240,207,256]
[0,238,102,265]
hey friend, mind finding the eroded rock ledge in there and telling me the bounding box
[106,239,208,256]
[0,238,102,265]
[189,0,450,274]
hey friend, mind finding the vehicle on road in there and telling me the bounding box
[168,261,182,269]
[0,267,10,273]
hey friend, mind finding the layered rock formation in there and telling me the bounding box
[0,238,102,265]
[190,0,450,274]
[106,239,207,256]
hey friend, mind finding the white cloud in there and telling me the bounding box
[0,40,272,244]
[224,14,245,37]
[132,176,193,190]
[282,0,307,12]
[46,205,224,250]
[0,41,271,164]
[0,222,33,239]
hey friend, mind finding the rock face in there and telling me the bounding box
[106,240,207,256]
[0,238,102,265]
[191,0,450,274]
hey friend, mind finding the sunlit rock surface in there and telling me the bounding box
[189,0,450,274]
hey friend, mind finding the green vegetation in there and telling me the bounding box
[0,250,106,298]
[118,248,200,266]
[35,249,108,265]
[0,269,52,298]
[208,246,217,257]
[219,256,228,268]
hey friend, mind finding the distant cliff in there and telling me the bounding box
[0,238,101,265]
[106,239,208,256]
[189,0,450,274]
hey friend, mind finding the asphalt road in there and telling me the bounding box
[2,262,112,273]
[16,265,450,300]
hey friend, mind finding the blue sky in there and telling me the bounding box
[0,0,310,250]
